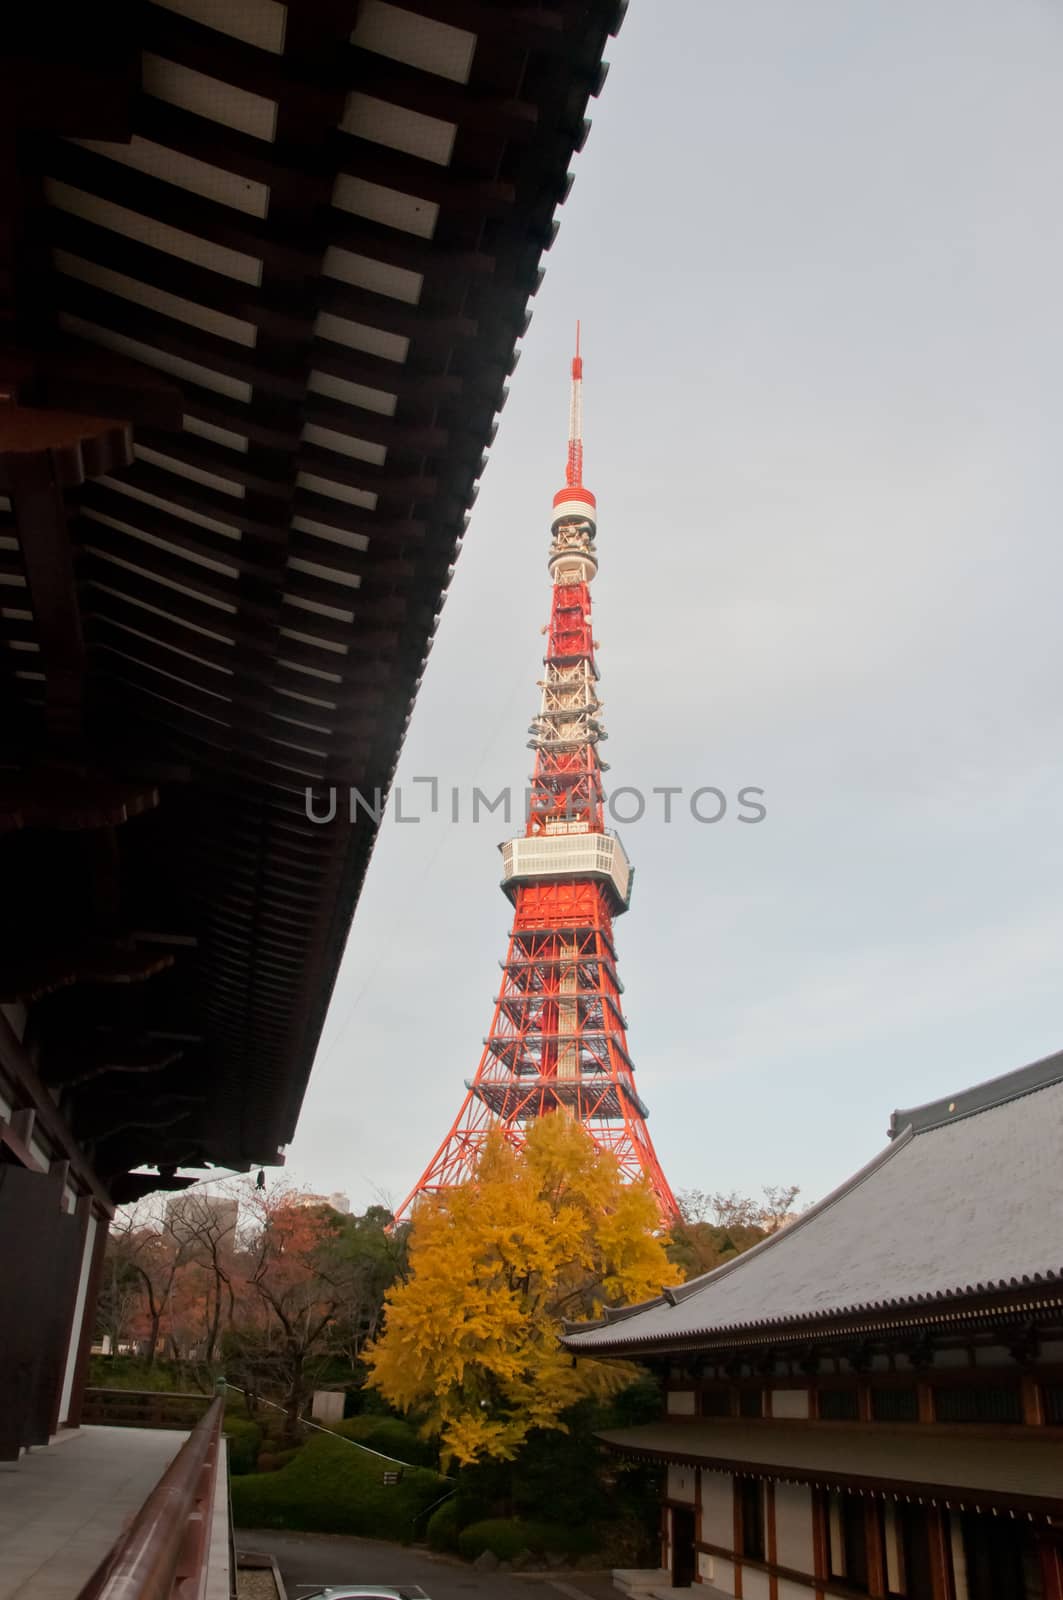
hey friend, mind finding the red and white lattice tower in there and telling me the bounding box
[395,329,678,1224]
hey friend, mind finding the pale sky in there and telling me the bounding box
[283,0,1063,1214]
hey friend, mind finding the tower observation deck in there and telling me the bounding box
[394,330,678,1224]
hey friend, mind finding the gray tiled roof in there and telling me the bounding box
[564,1049,1063,1354]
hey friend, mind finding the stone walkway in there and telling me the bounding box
[0,1426,185,1600]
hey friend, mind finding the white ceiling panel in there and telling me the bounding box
[340,93,456,167]
[72,136,270,218]
[351,1,476,85]
[300,423,387,466]
[153,0,288,54]
[332,173,437,240]
[54,251,258,347]
[314,309,408,363]
[322,245,422,305]
[46,180,263,285]
[142,54,279,143]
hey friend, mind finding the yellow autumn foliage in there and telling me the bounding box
[366,1115,682,1465]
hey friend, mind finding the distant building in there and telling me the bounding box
[289,1191,351,1216]
[565,1051,1063,1597]
[165,1194,238,1246]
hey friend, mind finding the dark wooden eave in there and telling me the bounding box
[0,0,624,1197]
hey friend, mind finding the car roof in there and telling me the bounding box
[314,1588,428,1599]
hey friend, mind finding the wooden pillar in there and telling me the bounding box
[49,1182,89,1435]
[732,1478,744,1598]
[812,1488,830,1596]
[927,1507,956,1600]
[1021,1372,1044,1426]
[1040,1533,1063,1600]
[865,1500,887,1598]
[63,1204,109,1428]
[766,1480,778,1600]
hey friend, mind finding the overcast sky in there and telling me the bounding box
[284,0,1063,1214]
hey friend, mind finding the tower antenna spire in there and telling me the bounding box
[393,330,677,1227]
[566,321,583,488]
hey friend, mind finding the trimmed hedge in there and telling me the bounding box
[425,1496,460,1553]
[327,1416,436,1467]
[223,1417,263,1476]
[229,1432,448,1541]
[456,1519,593,1562]
[257,1446,302,1473]
[88,1358,185,1392]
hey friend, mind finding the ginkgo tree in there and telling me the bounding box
[365,1114,682,1465]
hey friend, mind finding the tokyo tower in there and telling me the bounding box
[395,330,677,1224]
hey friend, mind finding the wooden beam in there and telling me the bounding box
[0,1011,115,1214]
[0,942,175,1006]
[41,1036,185,1088]
[0,770,158,832]
[1,404,135,752]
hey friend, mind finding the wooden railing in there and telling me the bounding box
[83,1388,213,1430]
[77,1395,224,1600]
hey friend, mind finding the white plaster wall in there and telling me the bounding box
[774,1482,814,1573]
[777,1580,816,1599]
[667,1463,696,1503]
[706,1554,735,1593]
[771,1387,810,1419]
[742,1569,771,1600]
[311,1391,344,1422]
[666,1389,696,1415]
[58,1212,97,1426]
[700,1471,733,1547]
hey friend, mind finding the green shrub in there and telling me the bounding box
[256,1446,302,1473]
[327,1416,435,1467]
[425,1496,461,1553]
[456,1519,593,1563]
[88,1358,186,1392]
[224,1417,262,1476]
[230,1433,448,1542]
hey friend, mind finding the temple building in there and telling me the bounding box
[563,1050,1063,1599]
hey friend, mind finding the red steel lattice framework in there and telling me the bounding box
[395,331,677,1223]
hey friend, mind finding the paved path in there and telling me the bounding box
[236,1529,620,1600]
[0,1427,185,1600]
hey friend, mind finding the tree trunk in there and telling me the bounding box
[283,1345,304,1442]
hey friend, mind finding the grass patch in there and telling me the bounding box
[230,1432,448,1542]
